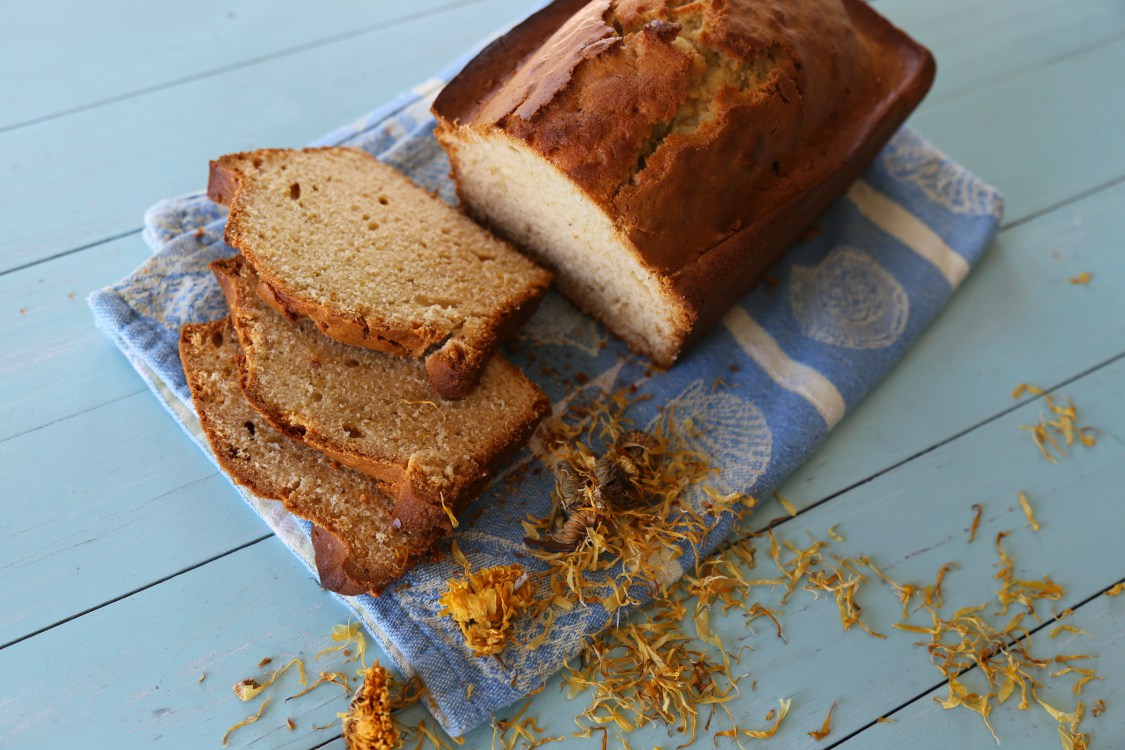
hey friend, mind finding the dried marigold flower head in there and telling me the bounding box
[439,556,535,657]
[342,664,399,750]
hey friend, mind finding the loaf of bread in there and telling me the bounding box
[433,0,934,366]
[211,254,550,533]
[208,147,553,397]
[180,319,440,595]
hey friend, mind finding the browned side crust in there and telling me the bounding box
[433,0,935,368]
[669,0,935,358]
[179,319,439,595]
[208,148,552,399]
[210,254,551,534]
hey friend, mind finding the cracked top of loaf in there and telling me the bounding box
[438,0,872,272]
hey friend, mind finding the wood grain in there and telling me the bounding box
[0,0,532,273]
[0,392,265,646]
[0,537,367,749]
[3,0,1125,273]
[774,178,1125,517]
[834,589,1124,749]
[3,345,1121,749]
[3,0,1124,748]
[880,0,1125,106]
[0,234,151,442]
[0,0,483,131]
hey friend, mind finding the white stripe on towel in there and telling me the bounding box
[723,307,847,429]
[847,180,970,288]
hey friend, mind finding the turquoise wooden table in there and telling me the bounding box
[3,1,1124,748]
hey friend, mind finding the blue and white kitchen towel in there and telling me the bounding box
[89,11,1003,738]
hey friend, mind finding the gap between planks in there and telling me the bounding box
[2,334,1120,656]
[4,149,1125,282]
[0,532,271,653]
[763,349,1125,531]
[0,0,495,137]
[822,574,1125,750]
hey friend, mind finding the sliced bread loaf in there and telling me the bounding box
[180,318,440,596]
[211,254,550,533]
[433,0,933,367]
[208,147,553,398]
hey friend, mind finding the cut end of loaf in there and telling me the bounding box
[439,127,694,367]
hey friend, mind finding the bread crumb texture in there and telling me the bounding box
[211,255,549,532]
[179,318,439,595]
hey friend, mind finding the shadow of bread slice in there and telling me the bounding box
[179,318,441,596]
[211,254,550,534]
[207,147,553,398]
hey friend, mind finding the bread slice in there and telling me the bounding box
[211,254,550,533]
[179,318,440,596]
[207,147,553,398]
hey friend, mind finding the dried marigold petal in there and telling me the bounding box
[317,622,367,666]
[286,671,349,701]
[969,503,984,543]
[776,493,798,517]
[1049,625,1087,639]
[808,702,835,740]
[1018,491,1041,532]
[742,698,791,739]
[233,657,308,702]
[1016,388,1097,463]
[222,698,270,747]
[1012,383,1042,398]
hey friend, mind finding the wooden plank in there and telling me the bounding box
[17,0,1115,134]
[4,345,1122,748]
[5,1,1125,274]
[475,355,1125,749]
[0,537,372,750]
[0,0,473,130]
[835,589,1123,749]
[0,233,150,442]
[777,177,1125,515]
[879,0,1125,106]
[0,0,531,273]
[6,176,1117,643]
[0,392,267,646]
[909,36,1125,226]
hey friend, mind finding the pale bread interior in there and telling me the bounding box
[216,256,547,506]
[180,319,436,593]
[444,129,690,364]
[218,147,551,356]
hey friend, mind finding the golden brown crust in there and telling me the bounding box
[210,254,551,535]
[179,319,439,596]
[207,148,552,399]
[433,0,935,367]
[253,273,428,358]
[311,525,375,597]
